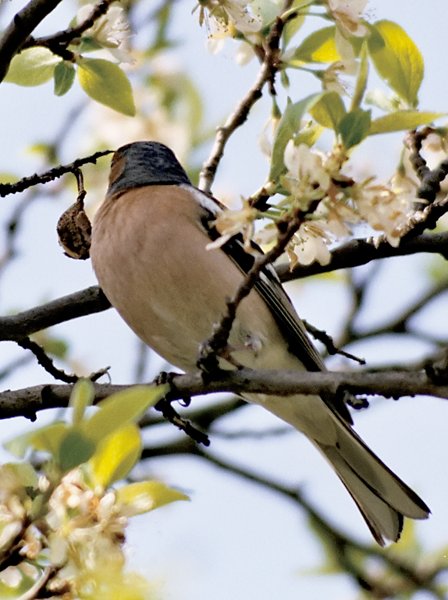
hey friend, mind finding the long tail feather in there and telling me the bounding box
[316,412,430,545]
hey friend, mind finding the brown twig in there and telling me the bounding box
[0,149,113,197]
[23,0,115,57]
[2,231,448,345]
[15,337,78,384]
[154,397,210,446]
[302,319,365,365]
[198,11,290,193]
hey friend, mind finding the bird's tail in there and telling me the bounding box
[315,411,430,545]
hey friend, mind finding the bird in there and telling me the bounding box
[90,140,430,545]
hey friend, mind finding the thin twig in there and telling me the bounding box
[198,11,290,192]
[23,0,115,54]
[15,337,78,384]
[0,149,113,197]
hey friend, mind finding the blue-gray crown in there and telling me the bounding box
[107,141,191,196]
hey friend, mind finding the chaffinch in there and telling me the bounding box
[90,140,429,545]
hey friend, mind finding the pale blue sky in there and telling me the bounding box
[0,2,448,598]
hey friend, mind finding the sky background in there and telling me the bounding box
[1,1,448,598]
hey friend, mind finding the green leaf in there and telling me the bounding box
[350,42,369,111]
[117,481,189,515]
[370,111,444,135]
[310,91,346,130]
[58,428,96,472]
[5,48,60,86]
[90,424,142,487]
[269,93,323,180]
[292,26,339,64]
[338,108,371,148]
[367,20,424,107]
[5,422,67,458]
[70,378,95,425]
[82,384,167,443]
[77,58,136,116]
[54,61,75,96]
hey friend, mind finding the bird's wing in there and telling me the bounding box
[193,186,352,423]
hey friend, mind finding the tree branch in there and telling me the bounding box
[198,9,290,192]
[0,286,110,341]
[0,149,113,197]
[0,0,64,83]
[22,0,115,54]
[278,231,448,281]
[2,367,448,420]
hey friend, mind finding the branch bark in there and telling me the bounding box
[0,286,110,341]
[2,368,448,420]
[0,0,64,82]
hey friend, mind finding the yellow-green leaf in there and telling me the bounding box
[310,91,346,130]
[338,108,371,148]
[82,384,167,443]
[5,48,60,86]
[367,20,424,107]
[77,58,136,116]
[90,424,142,488]
[5,422,67,458]
[70,378,95,425]
[270,93,323,180]
[370,111,444,135]
[58,428,96,472]
[117,481,189,515]
[292,26,339,64]
[54,61,75,96]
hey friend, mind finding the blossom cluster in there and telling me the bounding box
[212,140,419,267]
[0,465,151,599]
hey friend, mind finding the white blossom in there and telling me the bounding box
[76,3,132,63]
[283,141,331,202]
[288,222,332,267]
[327,0,368,37]
[199,0,262,35]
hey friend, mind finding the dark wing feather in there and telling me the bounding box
[220,235,326,372]
[198,193,352,423]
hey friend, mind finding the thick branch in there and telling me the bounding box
[278,231,448,281]
[0,286,110,341]
[2,368,448,420]
[0,0,64,83]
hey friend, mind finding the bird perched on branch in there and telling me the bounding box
[90,140,429,545]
